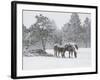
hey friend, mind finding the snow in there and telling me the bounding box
[23,48,91,70]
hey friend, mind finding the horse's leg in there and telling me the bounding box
[63,53,65,58]
[56,51,57,57]
[57,50,59,57]
[60,50,62,58]
[54,50,57,57]
[54,50,56,56]
[69,51,70,58]
[61,52,62,58]
[59,52,61,57]
[57,50,58,57]
[70,51,73,57]
[61,53,63,58]
[62,51,65,58]
[57,49,59,57]
[61,52,63,58]
[74,51,77,58]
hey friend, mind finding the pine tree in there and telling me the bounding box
[63,13,83,46]
[83,17,91,47]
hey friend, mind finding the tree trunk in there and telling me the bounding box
[41,38,46,51]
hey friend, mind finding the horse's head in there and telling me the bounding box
[54,43,58,46]
[64,43,70,47]
[74,44,78,50]
[64,43,69,49]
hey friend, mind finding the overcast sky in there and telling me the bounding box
[23,10,91,29]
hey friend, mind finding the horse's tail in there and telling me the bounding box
[75,44,78,50]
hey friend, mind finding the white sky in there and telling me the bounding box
[23,10,91,29]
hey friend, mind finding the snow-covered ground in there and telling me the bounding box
[23,48,91,70]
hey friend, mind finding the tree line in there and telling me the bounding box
[23,13,91,52]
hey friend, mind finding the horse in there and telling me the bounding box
[54,44,65,57]
[63,43,78,58]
